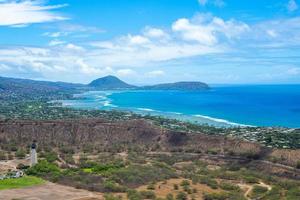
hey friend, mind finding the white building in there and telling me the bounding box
[30,141,38,166]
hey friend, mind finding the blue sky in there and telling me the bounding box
[0,0,300,84]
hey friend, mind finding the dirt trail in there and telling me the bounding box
[238,181,272,200]
[0,157,30,173]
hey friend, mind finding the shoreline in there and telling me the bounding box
[56,90,253,128]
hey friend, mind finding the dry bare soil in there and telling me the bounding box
[0,182,103,200]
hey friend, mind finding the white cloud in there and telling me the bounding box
[65,43,84,51]
[143,27,169,39]
[0,0,68,27]
[250,17,300,47]
[43,24,104,40]
[266,30,278,38]
[1,13,298,83]
[117,69,136,77]
[49,39,66,46]
[76,59,104,75]
[172,18,217,45]
[146,70,165,77]
[127,35,150,45]
[172,16,249,45]
[287,0,298,12]
[43,32,68,38]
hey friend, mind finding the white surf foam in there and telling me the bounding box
[193,114,250,127]
[137,108,156,112]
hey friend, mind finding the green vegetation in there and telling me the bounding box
[0,147,299,200]
[176,191,188,200]
[249,185,269,199]
[15,148,26,159]
[0,176,45,190]
[203,192,228,200]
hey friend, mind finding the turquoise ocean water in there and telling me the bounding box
[59,85,300,128]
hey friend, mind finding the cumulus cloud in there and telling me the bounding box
[0,0,68,27]
[143,27,169,39]
[172,15,249,45]
[0,13,298,83]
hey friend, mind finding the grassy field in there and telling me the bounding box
[0,176,45,190]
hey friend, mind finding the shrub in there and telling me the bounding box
[140,190,156,199]
[59,147,75,154]
[203,192,229,200]
[174,184,179,190]
[166,193,174,200]
[64,154,75,165]
[176,192,187,200]
[249,185,268,199]
[180,180,190,187]
[243,176,259,184]
[219,182,240,191]
[26,160,60,177]
[286,187,300,200]
[111,164,176,187]
[103,180,126,192]
[15,149,26,159]
[0,151,6,160]
[147,183,155,190]
[127,189,142,200]
[104,194,122,200]
[43,151,58,163]
[207,149,218,155]
[199,176,218,189]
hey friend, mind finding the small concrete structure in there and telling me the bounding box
[30,141,38,166]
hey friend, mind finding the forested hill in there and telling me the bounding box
[88,75,137,89]
[141,81,210,91]
[0,76,85,100]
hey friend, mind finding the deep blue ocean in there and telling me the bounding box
[60,85,300,128]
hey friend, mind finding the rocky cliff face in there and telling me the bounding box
[0,119,265,155]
